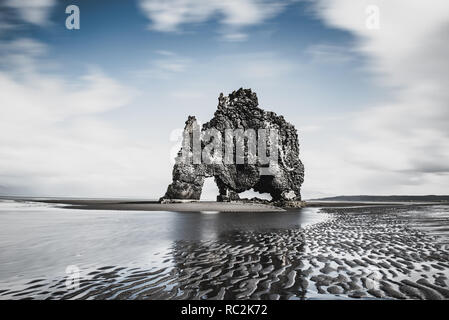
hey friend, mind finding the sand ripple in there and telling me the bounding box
[1,206,448,300]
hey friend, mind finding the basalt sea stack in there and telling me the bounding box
[162,88,304,206]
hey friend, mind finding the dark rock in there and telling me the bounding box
[161,88,304,205]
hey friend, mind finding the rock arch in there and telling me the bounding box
[161,88,304,205]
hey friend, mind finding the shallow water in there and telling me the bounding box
[0,200,324,293]
[394,205,449,245]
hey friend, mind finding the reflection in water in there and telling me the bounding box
[0,201,323,299]
[169,209,319,299]
[168,207,325,241]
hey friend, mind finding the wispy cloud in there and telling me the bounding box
[134,50,191,78]
[3,0,56,26]
[221,32,248,42]
[306,43,356,64]
[137,0,286,40]
[304,0,449,195]
[0,38,159,197]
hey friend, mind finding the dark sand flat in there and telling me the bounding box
[58,200,284,212]
[0,197,285,212]
[67,201,285,212]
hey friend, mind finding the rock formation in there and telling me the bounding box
[162,88,304,206]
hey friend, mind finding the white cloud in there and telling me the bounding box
[134,51,191,79]
[213,52,299,80]
[221,32,248,42]
[4,0,55,26]
[154,50,176,56]
[305,43,355,64]
[138,0,285,40]
[0,38,167,198]
[0,38,47,74]
[303,0,449,196]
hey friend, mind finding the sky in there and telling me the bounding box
[0,0,448,199]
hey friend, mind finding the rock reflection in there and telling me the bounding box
[169,227,308,299]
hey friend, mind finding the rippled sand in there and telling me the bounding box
[1,205,449,300]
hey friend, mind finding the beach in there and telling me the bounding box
[3,197,286,212]
[0,199,448,299]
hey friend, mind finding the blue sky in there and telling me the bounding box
[1,0,448,199]
[33,0,382,109]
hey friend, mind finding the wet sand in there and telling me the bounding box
[1,198,284,212]
[63,201,285,213]
[1,203,448,300]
